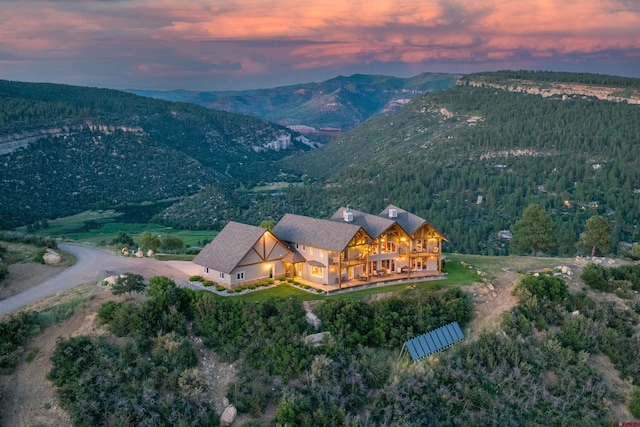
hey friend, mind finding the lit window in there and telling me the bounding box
[309,247,314,255]
[311,266,323,277]
[236,272,245,280]
[219,272,225,279]
[320,250,324,258]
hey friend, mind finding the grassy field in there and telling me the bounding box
[18,210,217,247]
[245,181,303,193]
[446,253,576,279]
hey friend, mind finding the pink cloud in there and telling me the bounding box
[1,0,639,89]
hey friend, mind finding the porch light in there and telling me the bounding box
[265,264,272,270]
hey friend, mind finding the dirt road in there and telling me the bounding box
[0,243,200,316]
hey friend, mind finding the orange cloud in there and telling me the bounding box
[1,0,639,89]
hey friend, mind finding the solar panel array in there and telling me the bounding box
[403,322,464,361]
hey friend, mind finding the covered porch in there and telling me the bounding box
[290,268,444,293]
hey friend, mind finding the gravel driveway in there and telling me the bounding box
[0,243,201,316]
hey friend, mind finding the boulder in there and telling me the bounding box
[220,405,237,426]
[486,283,495,291]
[306,312,321,328]
[223,397,229,407]
[561,266,569,274]
[304,332,331,347]
[147,249,154,257]
[104,275,119,285]
[43,250,62,265]
[135,251,144,258]
[571,310,580,317]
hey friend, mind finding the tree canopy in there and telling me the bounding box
[511,204,556,256]
[111,272,146,295]
[579,215,612,257]
[138,231,161,251]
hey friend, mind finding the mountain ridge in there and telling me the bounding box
[127,72,460,135]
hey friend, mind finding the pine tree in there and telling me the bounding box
[579,215,611,257]
[511,204,556,256]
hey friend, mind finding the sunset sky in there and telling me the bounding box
[2,0,639,90]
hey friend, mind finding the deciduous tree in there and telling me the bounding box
[160,235,184,253]
[138,231,161,251]
[111,272,146,295]
[259,219,276,231]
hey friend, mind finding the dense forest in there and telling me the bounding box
[264,74,640,254]
[3,71,640,256]
[464,70,640,88]
[0,80,311,228]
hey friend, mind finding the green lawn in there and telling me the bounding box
[18,210,217,247]
[219,258,482,302]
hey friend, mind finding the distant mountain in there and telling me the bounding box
[127,72,459,136]
[0,80,314,228]
[256,70,639,254]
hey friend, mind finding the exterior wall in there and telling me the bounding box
[201,266,232,286]
[298,246,329,285]
[202,262,286,289]
[410,224,443,272]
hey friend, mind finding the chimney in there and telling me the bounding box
[343,206,353,222]
[388,208,398,218]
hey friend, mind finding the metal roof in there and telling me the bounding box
[403,322,464,361]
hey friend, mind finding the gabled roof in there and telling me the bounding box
[379,204,428,236]
[379,204,446,240]
[193,221,278,273]
[330,207,397,238]
[273,213,369,253]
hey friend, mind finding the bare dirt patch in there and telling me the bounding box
[0,283,113,427]
[0,263,66,300]
[465,269,520,340]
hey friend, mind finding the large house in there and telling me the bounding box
[192,221,290,287]
[193,205,446,290]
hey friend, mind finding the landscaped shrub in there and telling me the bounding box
[202,280,214,287]
[215,285,226,292]
[189,275,204,282]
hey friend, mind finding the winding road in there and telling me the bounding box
[0,243,201,317]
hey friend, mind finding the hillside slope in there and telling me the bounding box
[276,71,640,254]
[129,72,459,134]
[0,80,313,228]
